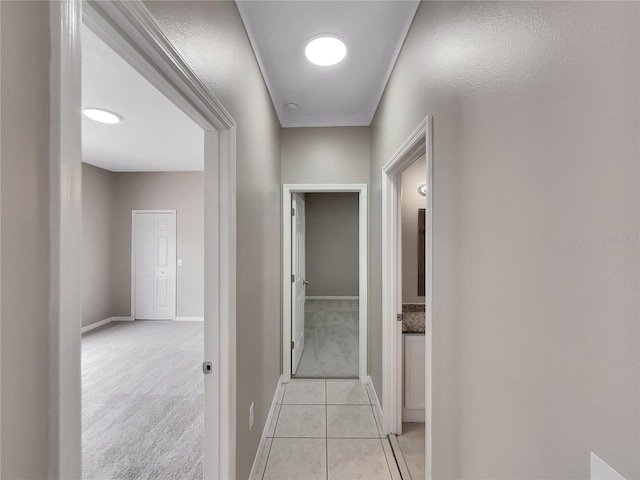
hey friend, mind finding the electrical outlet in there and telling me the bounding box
[249,402,254,431]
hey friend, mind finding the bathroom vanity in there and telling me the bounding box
[402,304,425,422]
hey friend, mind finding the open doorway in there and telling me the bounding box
[283,185,368,382]
[381,117,432,480]
[80,22,206,479]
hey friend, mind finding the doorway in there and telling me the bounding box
[381,117,433,479]
[50,2,236,478]
[283,185,368,382]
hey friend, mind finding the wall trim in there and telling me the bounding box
[283,184,368,383]
[366,376,383,421]
[402,408,425,423]
[81,318,112,334]
[306,296,359,301]
[249,376,284,480]
[176,316,205,322]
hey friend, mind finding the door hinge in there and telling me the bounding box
[291,208,295,216]
[202,361,213,375]
[291,341,295,350]
[291,274,295,283]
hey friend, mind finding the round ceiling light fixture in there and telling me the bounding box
[285,102,299,110]
[83,108,122,124]
[305,35,347,66]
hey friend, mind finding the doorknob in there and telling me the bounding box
[303,280,310,285]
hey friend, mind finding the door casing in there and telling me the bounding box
[49,1,237,478]
[282,184,368,383]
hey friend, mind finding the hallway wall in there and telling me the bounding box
[144,2,282,478]
[370,2,639,479]
[0,2,51,478]
[281,127,370,184]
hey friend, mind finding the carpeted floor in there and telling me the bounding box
[294,299,359,378]
[82,321,203,480]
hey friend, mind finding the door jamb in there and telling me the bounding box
[282,184,368,383]
[131,210,178,321]
[381,117,433,480]
[49,1,237,478]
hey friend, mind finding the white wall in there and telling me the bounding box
[370,2,639,478]
[401,157,426,304]
[305,193,359,297]
[144,2,282,477]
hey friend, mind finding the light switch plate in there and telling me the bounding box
[178,259,183,266]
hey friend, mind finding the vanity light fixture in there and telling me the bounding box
[305,35,347,66]
[83,108,122,124]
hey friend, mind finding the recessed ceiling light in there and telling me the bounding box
[83,108,122,124]
[305,35,347,66]
[285,102,299,110]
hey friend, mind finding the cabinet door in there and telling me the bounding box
[404,335,426,410]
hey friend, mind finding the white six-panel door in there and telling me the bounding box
[134,211,177,320]
[291,193,306,374]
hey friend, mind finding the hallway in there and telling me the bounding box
[253,380,400,480]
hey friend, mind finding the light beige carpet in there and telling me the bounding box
[82,321,203,480]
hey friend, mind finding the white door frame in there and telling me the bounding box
[282,184,368,383]
[49,1,236,478]
[381,117,433,479]
[131,210,178,321]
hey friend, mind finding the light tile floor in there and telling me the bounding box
[253,379,401,480]
[396,423,425,480]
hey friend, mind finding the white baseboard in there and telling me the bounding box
[175,316,204,322]
[81,316,133,333]
[403,408,425,423]
[81,317,112,333]
[306,296,359,300]
[366,375,384,427]
[249,375,283,480]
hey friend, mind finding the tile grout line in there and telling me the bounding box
[325,378,329,480]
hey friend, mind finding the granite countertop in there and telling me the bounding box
[402,304,426,334]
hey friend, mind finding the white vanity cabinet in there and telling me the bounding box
[403,334,425,422]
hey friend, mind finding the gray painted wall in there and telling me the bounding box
[81,165,205,327]
[370,2,639,479]
[401,157,426,304]
[111,171,205,319]
[305,193,359,297]
[145,2,282,478]
[281,127,370,184]
[82,164,116,327]
[1,2,51,478]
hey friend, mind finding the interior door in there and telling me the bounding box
[134,212,176,320]
[291,193,306,374]
[153,213,176,319]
